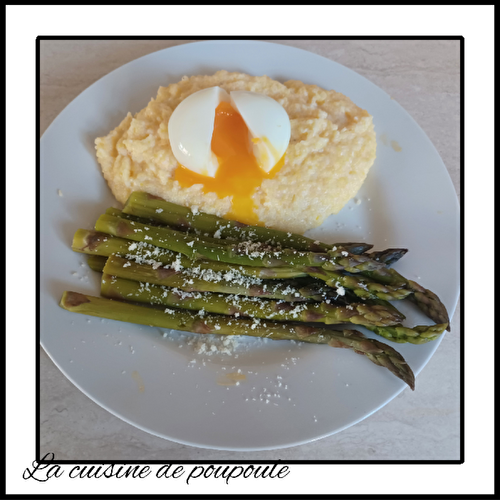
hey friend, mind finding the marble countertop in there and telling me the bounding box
[40,39,460,460]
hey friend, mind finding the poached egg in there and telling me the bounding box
[168,86,291,225]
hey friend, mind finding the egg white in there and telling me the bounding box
[167,87,230,177]
[230,91,291,173]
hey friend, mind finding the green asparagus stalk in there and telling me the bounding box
[369,248,408,266]
[60,290,415,389]
[336,242,374,255]
[123,192,380,261]
[101,274,403,327]
[123,191,337,251]
[95,213,329,268]
[72,229,138,256]
[72,229,307,280]
[406,280,451,330]
[95,213,385,272]
[102,255,339,303]
[306,268,413,302]
[87,255,107,273]
[118,197,375,256]
[362,268,450,330]
[111,207,378,274]
[364,322,448,345]
[366,298,407,320]
[105,207,158,225]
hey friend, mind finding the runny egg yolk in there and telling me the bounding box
[174,101,284,225]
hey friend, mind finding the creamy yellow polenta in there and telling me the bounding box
[95,71,376,234]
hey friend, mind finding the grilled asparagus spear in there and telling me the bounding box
[100,274,403,327]
[59,291,415,389]
[72,229,307,280]
[102,255,341,303]
[95,213,386,273]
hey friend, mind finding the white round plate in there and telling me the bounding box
[40,40,460,451]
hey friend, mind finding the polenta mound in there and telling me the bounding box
[95,71,376,234]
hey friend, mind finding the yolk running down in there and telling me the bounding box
[174,101,284,226]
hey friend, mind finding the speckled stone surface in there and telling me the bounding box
[40,39,461,460]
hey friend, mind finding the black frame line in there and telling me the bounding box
[36,35,465,469]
